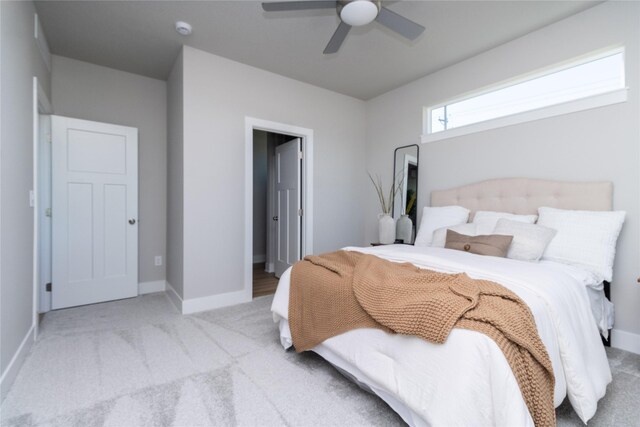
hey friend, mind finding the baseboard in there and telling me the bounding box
[165,281,183,313]
[139,280,167,295]
[266,262,275,273]
[182,289,250,315]
[611,328,640,355]
[165,282,250,315]
[253,254,266,263]
[1,324,35,402]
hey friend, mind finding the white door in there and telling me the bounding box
[52,116,138,309]
[274,138,301,277]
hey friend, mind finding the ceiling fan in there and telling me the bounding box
[262,0,425,54]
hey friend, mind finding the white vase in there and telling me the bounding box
[378,213,396,244]
[396,214,413,244]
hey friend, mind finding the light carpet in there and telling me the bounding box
[1,293,639,426]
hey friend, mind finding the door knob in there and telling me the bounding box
[272,216,278,221]
[129,218,136,225]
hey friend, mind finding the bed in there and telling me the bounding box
[270,178,617,426]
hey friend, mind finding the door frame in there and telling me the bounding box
[244,117,313,301]
[32,77,53,335]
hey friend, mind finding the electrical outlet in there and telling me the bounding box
[154,256,162,266]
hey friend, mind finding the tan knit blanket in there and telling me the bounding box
[289,250,555,427]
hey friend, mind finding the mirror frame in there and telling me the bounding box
[392,144,419,219]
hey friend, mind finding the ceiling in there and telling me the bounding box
[34,0,600,100]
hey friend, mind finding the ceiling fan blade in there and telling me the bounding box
[375,7,425,40]
[262,1,336,12]
[323,22,351,54]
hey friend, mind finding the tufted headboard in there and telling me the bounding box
[431,178,612,216]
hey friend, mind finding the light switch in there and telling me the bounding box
[154,256,162,266]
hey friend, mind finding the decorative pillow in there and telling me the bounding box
[430,223,478,248]
[493,219,557,262]
[414,206,470,247]
[537,207,626,281]
[444,230,513,258]
[472,211,538,235]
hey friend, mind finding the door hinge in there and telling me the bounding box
[298,151,303,160]
[47,133,52,144]
[45,283,51,292]
[45,207,52,217]
[298,208,303,216]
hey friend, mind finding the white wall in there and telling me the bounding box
[167,51,184,297]
[253,130,268,260]
[181,46,367,300]
[365,1,640,343]
[51,55,167,284]
[0,0,51,394]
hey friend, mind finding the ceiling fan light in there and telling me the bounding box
[340,1,378,26]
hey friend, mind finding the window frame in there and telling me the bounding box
[422,47,628,144]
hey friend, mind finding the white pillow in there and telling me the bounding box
[414,206,470,247]
[537,207,626,281]
[493,219,556,262]
[472,211,538,235]
[431,223,478,248]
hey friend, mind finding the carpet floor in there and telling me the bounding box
[1,293,639,426]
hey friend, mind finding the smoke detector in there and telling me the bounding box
[175,21,192,36]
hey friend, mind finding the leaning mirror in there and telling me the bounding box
[392,144,419,244]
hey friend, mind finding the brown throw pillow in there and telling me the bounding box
[445,230,513,258]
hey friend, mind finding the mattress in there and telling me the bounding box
[271,245,612,426]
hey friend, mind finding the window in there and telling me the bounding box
[424,48,626,142]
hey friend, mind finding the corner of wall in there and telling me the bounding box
[166,46,185,299]
[165,281,183,313]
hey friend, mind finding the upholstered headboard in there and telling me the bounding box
[431,178,612,216]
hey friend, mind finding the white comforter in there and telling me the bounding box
[271,245,611,426]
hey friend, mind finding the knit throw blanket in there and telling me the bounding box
[289,251,555,427]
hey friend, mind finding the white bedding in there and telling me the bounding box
[271,245,612,426]
[538,260,614,339]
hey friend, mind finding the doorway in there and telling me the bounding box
[34,92,140,322]
[252,130,300,296]
[244,118,313,301]
[36,115,139,312]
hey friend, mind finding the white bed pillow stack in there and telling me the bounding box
[414,206,470,247]
[493,219,556,262]
[430,210,538,249]
[537,207,626,282]
[472,211,538,235]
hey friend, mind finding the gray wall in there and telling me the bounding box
[51,55,167,284]
[365,1,640,339]
[167,52,184,297]
[253,130,268,260]
[181,46,367,300]
[1,0,51,379]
